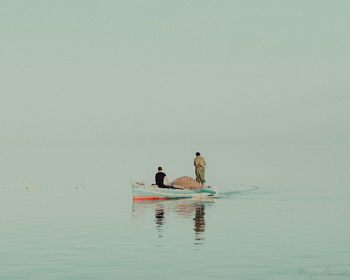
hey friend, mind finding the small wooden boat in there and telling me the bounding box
[132,182,217,201]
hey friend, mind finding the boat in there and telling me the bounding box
[132,182,217,201]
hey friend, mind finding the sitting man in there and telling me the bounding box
[155,167,171,188]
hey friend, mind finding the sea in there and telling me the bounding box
[0,146,349,280]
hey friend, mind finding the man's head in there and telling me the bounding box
[158,167,162,171]
[196,152,200,157]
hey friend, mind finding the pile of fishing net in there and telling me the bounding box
[171,176,202,189]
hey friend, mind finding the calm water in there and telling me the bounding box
[0,146,349,279]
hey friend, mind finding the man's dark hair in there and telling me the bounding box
[158,167,162,171]
[196,152,200,156]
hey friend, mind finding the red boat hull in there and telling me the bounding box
[133,196,173,202]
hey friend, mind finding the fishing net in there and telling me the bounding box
[171,176,202,189]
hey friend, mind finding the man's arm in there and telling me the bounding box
[200,157,207,167]
[165,176,170,185]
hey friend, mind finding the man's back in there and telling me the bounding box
[194,156,206,168]
[155,172,166,187]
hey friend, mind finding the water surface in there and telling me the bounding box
[0,146,349,279]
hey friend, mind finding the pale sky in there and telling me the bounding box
[1,0,349,146]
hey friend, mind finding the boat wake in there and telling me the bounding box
[215,183,259,199]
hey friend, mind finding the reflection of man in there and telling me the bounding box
[194,152,207,185]
[155,167,171,188]
[194,203,205,234]
[155,206,165,238]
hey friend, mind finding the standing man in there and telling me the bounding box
[155,167,171,188]
[194,152,207,185]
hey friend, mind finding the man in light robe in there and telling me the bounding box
[194,152,207,185]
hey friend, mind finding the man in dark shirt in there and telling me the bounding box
[155,167,171,188]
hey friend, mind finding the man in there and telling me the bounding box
[194,152,207,185]
[155,167,171,188]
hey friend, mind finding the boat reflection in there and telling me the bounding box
[132,198,215,245]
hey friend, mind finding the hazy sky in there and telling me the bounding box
[1,1,349,146]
